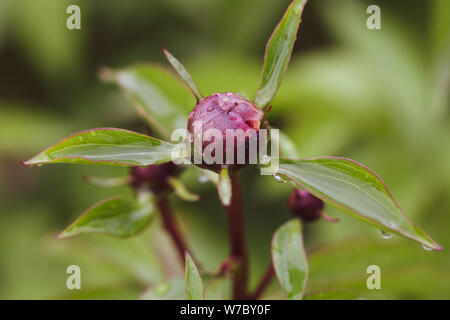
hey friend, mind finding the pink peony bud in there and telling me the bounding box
[187,92,263,170]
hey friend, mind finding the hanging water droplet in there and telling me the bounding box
[422,244,432,251]
[198,175,209,184]
[379,230,393,239]
[273,173,286,183]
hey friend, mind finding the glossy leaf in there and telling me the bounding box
[140,276,186,300]
[272,219,308,300]
[218,167,232,206]
[163,48,203,102]
[102,64,194,139]
[254,0,309,109]
[277,157,442,250]
[58,193,154,238]
[185,252,204,300]
[22,128,176,167]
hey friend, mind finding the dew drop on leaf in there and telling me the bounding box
[273,173,287,183]
[379,230,393,239]
[198,175,209,183]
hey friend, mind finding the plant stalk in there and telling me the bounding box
[225,172,249,299]
[156,195,189,264]
[249,263,275,300]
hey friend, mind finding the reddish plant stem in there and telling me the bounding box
[156,195,189,264]
[225,172,249,300]
[249,263,275,300]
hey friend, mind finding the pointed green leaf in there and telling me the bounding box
[277,157,442,250]
[58,193,154,238]
[163,48,203,102]
[218,167,232,206]
[22,128,176,167]
[102,64,195,139]
[84,175,131,188]
[254,0,309,109]
[185,252,204,300]
[272,219,308,300]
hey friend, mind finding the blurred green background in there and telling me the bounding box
[0,0,449,299]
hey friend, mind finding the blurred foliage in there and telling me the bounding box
[0,0,448,299]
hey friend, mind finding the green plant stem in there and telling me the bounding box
[225,172,249,299]
[249,263,275,300]
[156,195,190,265]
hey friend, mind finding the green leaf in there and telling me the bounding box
[254,0,309,109]
[58,192,154,238]
[218,167,232,206]
[272,219,308,300]
[277,157,442,250]
[163,48,203,102]
[185,252,204,300]
[102,64,195,139]
[140,276,186,300]
[22,128,176,167]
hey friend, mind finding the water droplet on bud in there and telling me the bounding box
[422,244,432,251]
[198,175,209,184]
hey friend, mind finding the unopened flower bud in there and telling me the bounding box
[187,92,263,171]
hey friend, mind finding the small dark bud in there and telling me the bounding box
[130,162,178,193]
[187,92,263,171]
[288,189,324,223]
